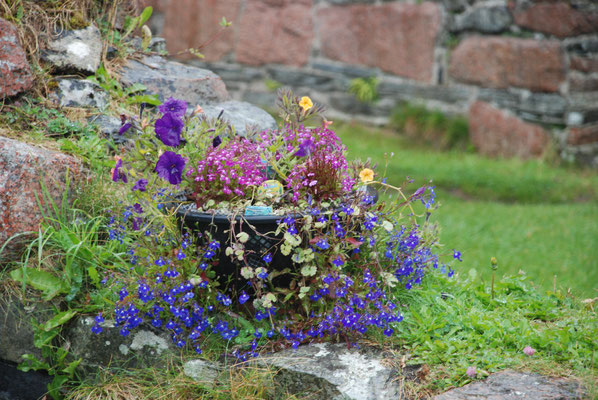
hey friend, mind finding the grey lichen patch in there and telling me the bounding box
[129,330,169,355]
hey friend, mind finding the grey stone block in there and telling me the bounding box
[42,24,102,73]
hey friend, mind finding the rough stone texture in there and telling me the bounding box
[65,317,174,371]
[260,342,399,400]
[450,5,512,33]
[468,101,550,158]
[200,100,277,136]
[120,55,229,105]
[42,24,102,73]
[433,369,583,400]
[570,56,598,73]
[0,295,55,363]
[161,0,241,61]
[513,2,598,38]
[449,36,565,92]
[54,79,109,109]
[568,123,598,145]
[477,89,567,124]
[0,18,33,99]
[0,137,83,261]
[566,38,598,56]
[183,359,222,387]
[569,72,598,93]
[318,2,442,83]
[236,0,313,67]
[0,360,52,400]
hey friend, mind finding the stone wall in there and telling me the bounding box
[144,0,598,165]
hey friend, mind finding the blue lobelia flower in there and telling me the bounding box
[155,151,186,185]
[155,113,184,147]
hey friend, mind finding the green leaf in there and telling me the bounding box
[138,6,153,28]
[18,354,50,372]
[126,94,161,106]
[10,267,67,300]
[43,310,78,332]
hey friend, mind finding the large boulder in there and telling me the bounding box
[42,24,102,73]
[200,101,277,136]
[120,55,229,106]
[0,18,33,99]
[0,136,83,262]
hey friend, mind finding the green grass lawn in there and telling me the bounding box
[336,121,598,297]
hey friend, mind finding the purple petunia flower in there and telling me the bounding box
[132,178,148,192]
[159,97,187,117]
[155,113,184,147]
[112,157,128,183]
[119,122,132,135]
[155,151,186,185]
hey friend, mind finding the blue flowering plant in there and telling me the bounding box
[97,90,457,360]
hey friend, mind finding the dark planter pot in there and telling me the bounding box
[175,205,293,291]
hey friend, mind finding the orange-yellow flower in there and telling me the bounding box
[299,96,313,111]
[359,168,374,183]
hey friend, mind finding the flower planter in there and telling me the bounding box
[175,204,293,290]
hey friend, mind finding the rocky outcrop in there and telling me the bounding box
[42,24,102,73]
[0,18,33,99]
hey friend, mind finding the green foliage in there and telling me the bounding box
[0,98,95,139]
[348,77,379,104]
[379,270,597,393]
[88,65,160,105]
[121,6,153,40]
[264,78,282,92]
[389,102,470,150]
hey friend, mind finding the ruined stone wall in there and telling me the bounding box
[144,0,598,166]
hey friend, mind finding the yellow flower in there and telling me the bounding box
[299,96,313,111]
[359,168,374,183]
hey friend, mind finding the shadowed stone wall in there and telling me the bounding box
[144,0,598,165]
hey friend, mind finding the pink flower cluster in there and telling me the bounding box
[284,125,355,202]
[186,138,266,200]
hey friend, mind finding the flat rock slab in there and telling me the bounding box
[433,370,584,400]
[259,342,399,400]
[120,55,229,106]
[201,100,277,136]
[42,24,101,73]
